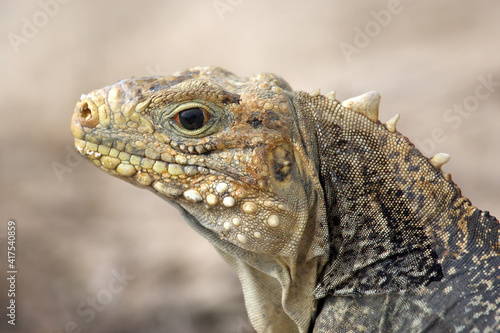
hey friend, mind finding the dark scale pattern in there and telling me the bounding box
[294,93,500,332]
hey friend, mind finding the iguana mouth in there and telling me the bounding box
[74,137,209,180]
[73,135,252,202]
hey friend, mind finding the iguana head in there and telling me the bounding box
[71,66,329,332]
[71,66,322,255]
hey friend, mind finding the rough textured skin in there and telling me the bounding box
[70,67,500,333]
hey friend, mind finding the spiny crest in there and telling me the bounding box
[339,91,451,175]
[385,114,400,133]
[325,91,336,100]
[430,153,451,169]
[310,88,321,97]
[341,91,380,122]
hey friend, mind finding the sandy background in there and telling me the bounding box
[1,1,499,332]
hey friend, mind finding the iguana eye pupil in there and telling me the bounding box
[175,107,209,130]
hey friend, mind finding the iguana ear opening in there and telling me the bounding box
[268,146,293,182]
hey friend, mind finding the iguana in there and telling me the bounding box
[70,66,500,333]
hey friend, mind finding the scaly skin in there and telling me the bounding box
[71,67,500,332]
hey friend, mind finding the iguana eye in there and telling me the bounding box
[174,107,211,131]
[161,101,220,137]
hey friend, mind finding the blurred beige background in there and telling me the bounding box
[0,1,499,332]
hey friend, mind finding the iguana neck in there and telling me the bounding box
[299,92,489,297]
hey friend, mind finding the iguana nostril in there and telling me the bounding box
[75,101,98,128]
[79,102,91,118]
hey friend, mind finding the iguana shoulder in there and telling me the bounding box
[300,90,500,332]
[70,66,500,333]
